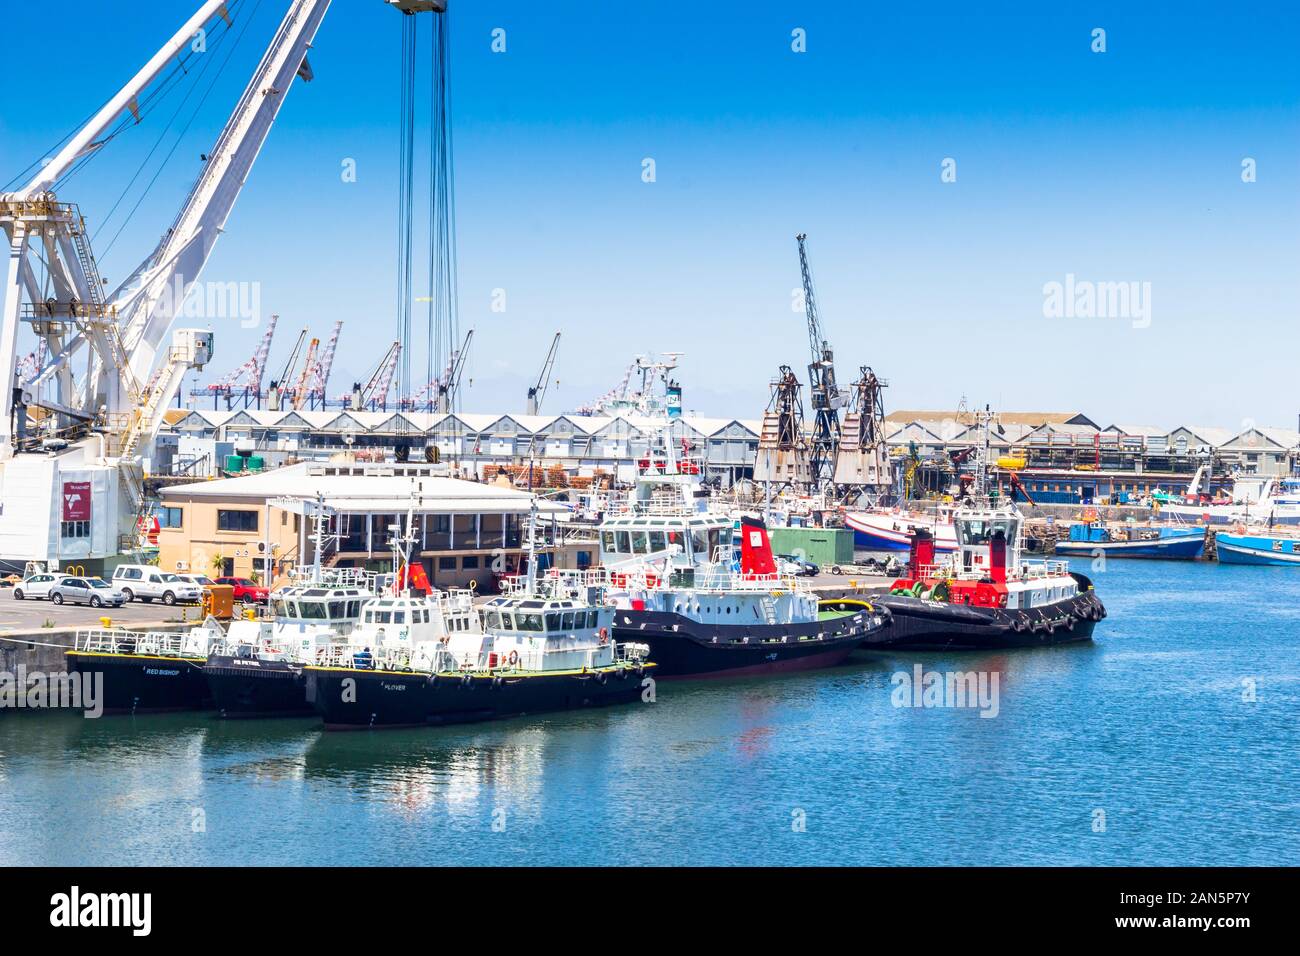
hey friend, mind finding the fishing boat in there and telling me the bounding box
[1053,522,1206,560]
[594,431,888,677]
[1215,530,1300,566]
[1156,470,1300,526]
[305,505,653,730]
[843,507,958,553]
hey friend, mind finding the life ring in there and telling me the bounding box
[598,627,609,645]
[508,649,519,667]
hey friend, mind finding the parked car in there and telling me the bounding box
[111,564,203,605]
[50,577,126,608]
[12,572,70,601]
[214,576,270,603]
[178,573,216,588]
[775,553,820,577]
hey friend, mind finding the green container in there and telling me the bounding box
[769,527,854,567]
[224,455,247,473]
[245,456,265,472]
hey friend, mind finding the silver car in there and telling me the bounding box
[50,576,127,608]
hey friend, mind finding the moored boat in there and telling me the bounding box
[66,621,225,714]
[306,505,654,729]
[1215,530,1300,566]
[875,500,1106,651]
[1053,522,1206,560]
[203,570,374,718]
[844,507,958,553]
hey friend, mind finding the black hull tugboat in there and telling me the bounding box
[66,623,224,714]
[874,505,1106,652]
[595,431,888,677]
[307,506,654,730]
[203,573,372,718]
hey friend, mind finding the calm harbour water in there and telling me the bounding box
[2,558,1297,866]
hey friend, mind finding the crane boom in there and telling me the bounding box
[796,233,842,489]
[526,332,561,415]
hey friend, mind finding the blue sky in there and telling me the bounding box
[2,1,1297,429]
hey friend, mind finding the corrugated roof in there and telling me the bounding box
[885,409,1096,427]
[160,462,566,514]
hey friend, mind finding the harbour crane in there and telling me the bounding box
[203,313,280,410]
[796,233,844,491]
[289,335,321,411]
[0,0,331,566]
[300,319,343,409]
[344,341,402,411]
[526,332,561,415]
[266,328,308,412]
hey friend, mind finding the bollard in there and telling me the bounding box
[99,616,112,628]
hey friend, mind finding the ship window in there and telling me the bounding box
[632,532,649,555]
[616,531,631,553]
[587,609,599,627]
[518,613,544,631]
[375,610,392,624]
[692,529,710,556]
[392,611,407,624]
[484,610,501,629]
[602,531,616,553]
[562,611,576,630]
[546,613,562,631]
[301,601,326,620]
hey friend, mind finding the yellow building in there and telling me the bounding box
[157,462,583,589]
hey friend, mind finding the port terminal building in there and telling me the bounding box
[155,462,582,590]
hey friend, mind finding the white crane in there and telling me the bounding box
[0,0,332,565]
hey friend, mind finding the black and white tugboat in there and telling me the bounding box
[306,504,653,730]
[66,620,226,714]
[203,503,376,717]
[873,410,1106,650]
[203,571,374,717]
[594,431,888,678]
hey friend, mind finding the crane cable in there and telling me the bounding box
[396,12,418,428]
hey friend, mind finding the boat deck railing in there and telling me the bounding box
[74,628,203,658]
[915,559,1074,582]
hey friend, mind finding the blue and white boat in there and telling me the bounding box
[1215,531,1300,566]
[1054,523,1206,560]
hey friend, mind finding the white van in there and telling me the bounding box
[112,565,203,605]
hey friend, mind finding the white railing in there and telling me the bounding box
[74,628,206,658]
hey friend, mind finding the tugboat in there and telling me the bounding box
[66,619,226,714]
[306,504,653,730]
[595,429,889,677]
[873,410,1105,650]
[204,504,376,717]
[203,569,374,717]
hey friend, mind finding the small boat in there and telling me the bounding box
[1053,522,1206,560]
[1215,531,1300,566]
[843,507,958,553]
